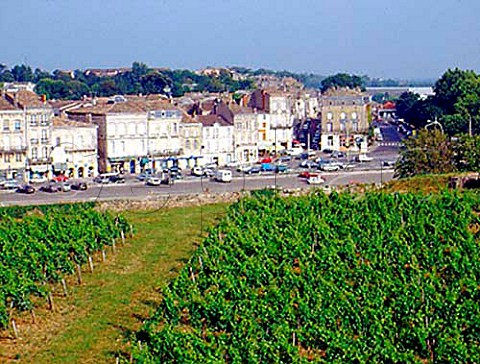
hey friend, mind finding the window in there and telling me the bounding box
[30,115,37,125]
[327,136,334,147]
[77,135,84,146]
[327,112,333,120]
[186,140,191,149]
[120,141,125,153]
[351,112,358,119]
[14,120,21,130]
[56,137,61,146]
[340,112,346,120]
[340,122,345,131]
[326,122,333,132]
[4,153,10,163]
[193,140,198,150]
[31,147,38,159]
[15,153,22,162]
[352,122,359,132]
[172,123,178,134]
[42,147,48,159]
[3,120,9,131]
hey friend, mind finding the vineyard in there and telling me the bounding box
[0,203,130,331]
[133,191,480,363]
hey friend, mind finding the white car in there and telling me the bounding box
[357,154,373,162]
[225,160,240,168]
[191,166,204,177]
[29,175,48,184]
[307,175,325,185]
[236,164,253,172]
[146,177,162,186]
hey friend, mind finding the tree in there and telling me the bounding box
[11,64,34,82]
[453,134,480,172]
[395,129,456,178]
[320,73,365,93]
[140,72,171,95]
[396,91,420,123]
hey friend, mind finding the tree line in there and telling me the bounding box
[0,62,255,100]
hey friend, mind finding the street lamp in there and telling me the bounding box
[425,118,444,134]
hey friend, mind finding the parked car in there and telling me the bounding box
[146,176,162,186]
[300,160,318,169]
[1,179,20,190]
[260,156,273,164]
[29,174,48,184]
[383,160,396,167]
[59,182,72,192]
[307,175,325,185]
[52,174,69,183]
[260,163,276,172]
[40,183,59,193]
[71,181,88,190]
[95,173,120,183]
[318,161,340,172]
[225,160,240,168]
[191,166,204,177]
[237,164,253,172]
[278,156,292,163]
[203,168,216,177]
[109,175,126,184]
[16,184,35,194]
[275,164,288,173]
[244,166,261,174]
[136,172,152,181]
[331,151,345,158]
[322,148,334,154]
[356,154,373,162]
[215,169,233,183]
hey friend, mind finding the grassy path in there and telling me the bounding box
[4,203,227,363]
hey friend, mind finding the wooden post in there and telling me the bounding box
[30,309,36,324]
[11,319,19,339]
[88,256,94,273]
[112,238,116,254]
[76,264,82,284]
[47,293,55,311]
[198,256,203,269]
[121,230,126,244]
[61,278,68,296]
[102,249,107,262]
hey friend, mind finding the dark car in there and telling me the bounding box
[322,148,334,154]
[275,164,288,173]
[16,185,35,194]
[71,181,88,190]
[40,183,59,193]
[244,166,261,174]
[109,175,126,184]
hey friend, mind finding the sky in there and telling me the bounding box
[1,0,480,80]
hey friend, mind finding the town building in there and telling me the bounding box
[197,114,234,166]
[0,96,27,179]
[319,88,371,152]
[51,117,98,178]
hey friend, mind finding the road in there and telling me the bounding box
[0,170,395,207]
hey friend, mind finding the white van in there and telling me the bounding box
[215,169,232,183]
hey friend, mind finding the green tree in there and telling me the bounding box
[453,134,480,172]
[395,129,456,178]
[320,73,365,93]
[11,64,34,82]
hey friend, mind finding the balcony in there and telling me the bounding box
[0,145,28,152]
[40,138,50,144]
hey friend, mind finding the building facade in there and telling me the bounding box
[319,89,371,152]
[197,114,234,166]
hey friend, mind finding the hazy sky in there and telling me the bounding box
[1,0,479,79]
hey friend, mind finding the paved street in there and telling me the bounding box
[0,169,395,207]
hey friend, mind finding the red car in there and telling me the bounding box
[298,171,319,179]
[52,174,69,183]
[260,156,272,163]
